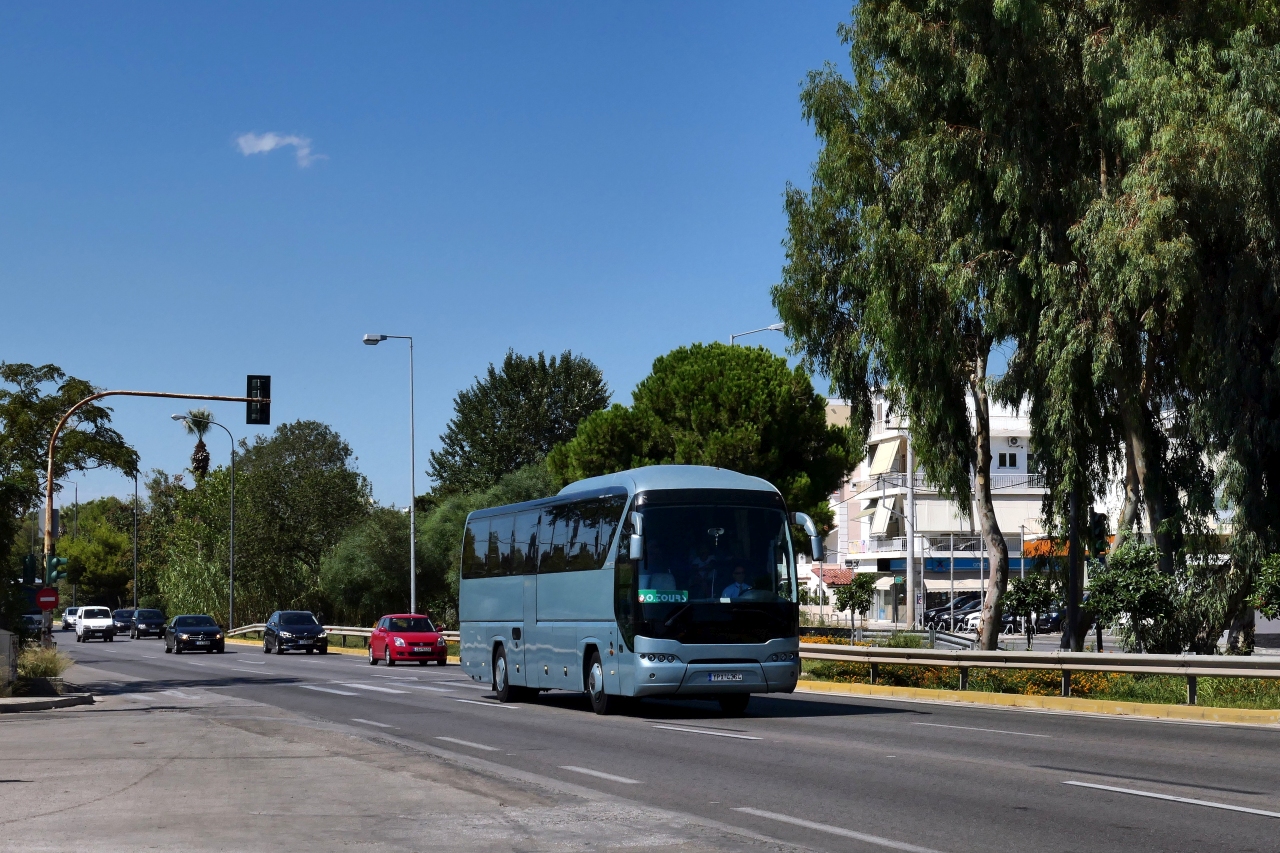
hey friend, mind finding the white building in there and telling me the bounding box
[822,398,1047,623]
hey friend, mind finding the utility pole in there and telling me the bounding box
[132,473,138,610]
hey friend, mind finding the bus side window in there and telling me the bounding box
[566,503,596,571]
[512,511,539,575]
[493,514,515,576]
[538,508,568,573]
[463,517,490,579]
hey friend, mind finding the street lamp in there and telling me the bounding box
[729,323,785,346]
[363,333,418,615]
[172,413,237,628]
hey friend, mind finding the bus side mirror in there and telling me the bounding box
[792,512,824,562]
[627,511,644,560]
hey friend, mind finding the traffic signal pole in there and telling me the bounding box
[42,390,270,624]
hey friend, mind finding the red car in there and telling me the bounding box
[368,614,448,666]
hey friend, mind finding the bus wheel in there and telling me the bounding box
[586,651,620,715]
[493,646,520,703]
[717,693,750,716]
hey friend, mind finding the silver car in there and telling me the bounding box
[61,607,80,631]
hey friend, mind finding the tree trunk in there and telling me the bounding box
[1114,434,1141,550]
[1061,486,1086,651]
[1117,391,1176,573]
[970,347,1010,651]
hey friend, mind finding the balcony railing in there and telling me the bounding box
[855,472,1044,494]
[847,534,1026,556]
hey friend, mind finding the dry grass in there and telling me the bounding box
[17,644,73,679]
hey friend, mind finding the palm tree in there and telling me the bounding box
[183,408,215,479]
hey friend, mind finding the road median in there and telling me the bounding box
[796,678,1280,724]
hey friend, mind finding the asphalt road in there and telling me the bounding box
[62,635,1280,853]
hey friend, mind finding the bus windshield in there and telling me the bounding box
[623,504,796,644]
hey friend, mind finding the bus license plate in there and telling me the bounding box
[708,672,743,682]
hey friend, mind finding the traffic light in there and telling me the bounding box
[246,374,271,425]
[46,555,68,585]
[21,554,38,585]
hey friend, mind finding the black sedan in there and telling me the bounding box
[262,610,328,654]
[164,615,226,654]
[113,609,135,635]
[130,608,166,639]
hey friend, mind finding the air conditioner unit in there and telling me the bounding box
[1008,436,1020,447]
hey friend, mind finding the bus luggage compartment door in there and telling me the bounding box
[677,662,768,695]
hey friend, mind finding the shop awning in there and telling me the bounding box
[924,578,986,592]
[853,498,878,519]
[867,437,903,476]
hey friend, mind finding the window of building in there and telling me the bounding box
[997,453,1018,469]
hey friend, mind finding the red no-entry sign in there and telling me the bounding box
[36,588,59,611]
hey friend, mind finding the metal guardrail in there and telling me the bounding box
[225,624,459,643]
[799,643,1280,704]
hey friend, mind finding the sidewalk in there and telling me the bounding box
[0,662,800,853]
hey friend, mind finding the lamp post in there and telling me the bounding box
[363,333,417,615]
[172,414,236,628]
[729,323,785,346]
[132,472,138,610]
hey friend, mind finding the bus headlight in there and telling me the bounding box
[642,654,680,663]
[768,652,797,662]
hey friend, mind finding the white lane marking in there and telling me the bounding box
[448,682,492,690]
[1063,781,1280,819]
[436,736,497,751]
[650,722,757,737]
[400,684,454,693]
[183,661,208,667]
[229,668,268,675]
[366,673,418,679]
[162,690,196,699]
[301,685,358,696]
[120,693,156,702]
[234,659,266,665]
[913,722,1051,738]
[351,718,396,729]
[140,655,159,659]
[454,698,515,709]
[733,808,946,853]
[559,766,641,785]
[337,683,409,695]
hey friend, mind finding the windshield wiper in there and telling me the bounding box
[663,604,693,628]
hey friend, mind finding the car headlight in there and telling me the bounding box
[393,636,406,647]
[317,630,327,638]
[279,631,293,638]
[436,638,446,645]
[179,633,189,640]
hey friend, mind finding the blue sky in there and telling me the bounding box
[2,2,851,508]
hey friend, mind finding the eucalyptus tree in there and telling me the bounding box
[774,3,1063,648]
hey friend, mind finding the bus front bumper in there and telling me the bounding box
[632,660,798,697]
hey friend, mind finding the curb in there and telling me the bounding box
[0,693,95,713]
[225,637,365,656]
[795,679,1280,725]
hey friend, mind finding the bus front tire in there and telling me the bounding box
[586,651,621,715]
[718,693,750,716]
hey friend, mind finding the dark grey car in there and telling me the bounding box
[262,611,328,655]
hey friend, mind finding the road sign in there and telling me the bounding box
[36,588,59,611]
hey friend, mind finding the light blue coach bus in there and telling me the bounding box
[458,465,824,715]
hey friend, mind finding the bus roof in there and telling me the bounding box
[465,465,782,522]
[557,464,779,497]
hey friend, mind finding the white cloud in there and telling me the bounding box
[235,132,326,167]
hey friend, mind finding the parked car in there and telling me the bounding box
[924,594,981,628]
[61,606,80,631]
[76,606,116,642]
[262,610,328,655]
[932,598,982,630]
[368,614,447,666]
[22,613,44,634]
[960,608,1018,635]
[112,609,134,635]
[164,615,225,654]
[129,608,167,639]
